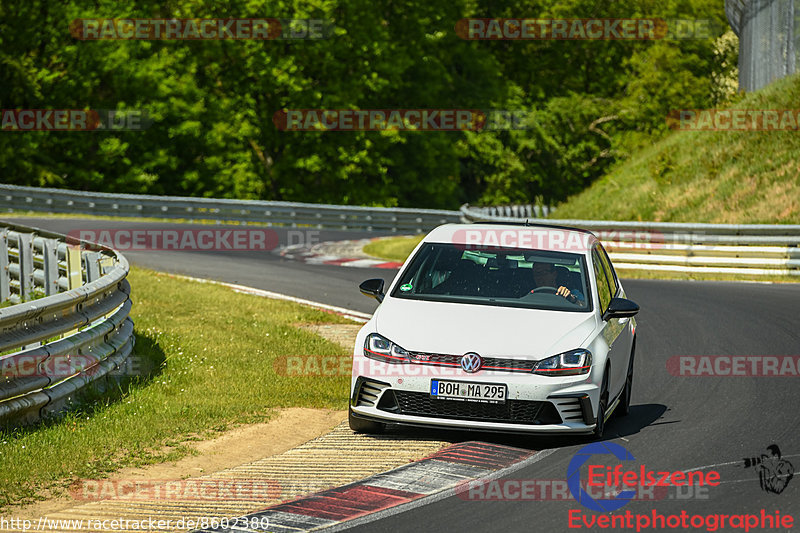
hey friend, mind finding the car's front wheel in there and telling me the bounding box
[616,345,635,418]
[348,408,386,434]
[593,369,609,439]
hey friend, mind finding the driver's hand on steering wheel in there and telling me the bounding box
[556,286,579,303]
[531,285,578,303]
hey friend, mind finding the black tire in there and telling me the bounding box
[348,408,385,434]
[593,369,609,439]
[616,346,635,418]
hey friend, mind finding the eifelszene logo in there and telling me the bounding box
[567,442,721,512]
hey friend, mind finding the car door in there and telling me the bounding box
[592,245,627,401]
[598,244,635,398]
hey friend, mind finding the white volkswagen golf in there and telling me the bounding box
[349,223,639,438]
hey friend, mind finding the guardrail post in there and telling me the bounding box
[83,251,102,283]
[63,244,84,338]
[99,256,115,276]
[66,245,83,289]
[42,238,59,295]
[0,228,9,302]
[17,233,34,301]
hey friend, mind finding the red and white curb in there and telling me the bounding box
[279,238,404,270]
[195,442,550,532]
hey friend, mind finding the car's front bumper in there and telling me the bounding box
[350,355,601,434]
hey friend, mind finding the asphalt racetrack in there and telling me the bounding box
[8,217,800,532]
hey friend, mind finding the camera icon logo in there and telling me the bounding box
[743,444,794,495]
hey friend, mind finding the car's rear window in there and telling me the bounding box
[390,243,593,312]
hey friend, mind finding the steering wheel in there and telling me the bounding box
[531,286,559,294]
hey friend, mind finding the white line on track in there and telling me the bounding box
[679,454,800,473]
[168,274,372,323]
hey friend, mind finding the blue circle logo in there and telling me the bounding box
[567,442,638,512]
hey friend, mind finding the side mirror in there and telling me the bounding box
[603,297,639,321]
[359,278,385,303]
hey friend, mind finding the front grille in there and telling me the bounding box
[408,351,535,373]
[384,390,562,425]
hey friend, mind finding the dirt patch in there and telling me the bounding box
[298,323,363,349]
[13,408,346,519]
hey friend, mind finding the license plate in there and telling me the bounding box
[430,380,507,404]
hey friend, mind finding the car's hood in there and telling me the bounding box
[374,297,597,360]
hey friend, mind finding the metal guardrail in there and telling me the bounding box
[466,204,553,219]
[0,221,133,425]
[1,184,798,276]
[0,184,461,233]
[461,205,800,276]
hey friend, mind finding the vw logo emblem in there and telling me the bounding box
[460,352,482,373]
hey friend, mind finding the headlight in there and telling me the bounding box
[364,333,410,364]
[532,349,592,376]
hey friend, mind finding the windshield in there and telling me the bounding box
[390,243,592,312]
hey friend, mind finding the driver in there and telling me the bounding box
[530,262,584,304]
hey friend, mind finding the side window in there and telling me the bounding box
[597,244,619,296]
[592,249,612,313]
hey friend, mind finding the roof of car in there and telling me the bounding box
[468,220,598,234]
[422,223,599,254]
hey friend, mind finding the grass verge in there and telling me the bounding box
[0,266,353,509]
[363,235,424,263]
[550,73,800,224]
